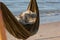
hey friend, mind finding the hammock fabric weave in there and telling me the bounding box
[0,0,39,39]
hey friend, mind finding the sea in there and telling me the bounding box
[1,0,60,24]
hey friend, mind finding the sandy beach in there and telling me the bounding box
[1,0,60,40]
[0,9,60,40]
[27,22,60,40]
[0,10,60,40]
[4,21,60,40]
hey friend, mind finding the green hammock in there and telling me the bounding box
[0,0,39,39]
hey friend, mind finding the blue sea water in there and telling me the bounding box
[1,0,60,24]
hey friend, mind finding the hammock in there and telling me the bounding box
[0,0,39,39]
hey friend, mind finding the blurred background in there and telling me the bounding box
[1,0,60,24]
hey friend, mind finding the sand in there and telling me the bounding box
[27,22,60,40]
[4,21,60,40]
[0,9,60,40]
